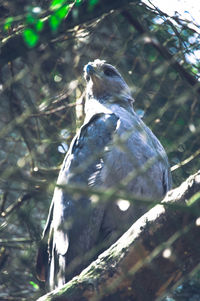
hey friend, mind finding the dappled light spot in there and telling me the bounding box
[54,74,62,82]
[189,124,196,133]
[17,157,26,168]
[195,217,200,226]
[91,194,99,204]
[32,7,42,14]
[58,142,68,153]
[116,199,130,211]
[162,248,172,259]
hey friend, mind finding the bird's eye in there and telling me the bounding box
[103,68,117,77]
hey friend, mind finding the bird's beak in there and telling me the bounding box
[85,64,101,83]
[86,64,95,76]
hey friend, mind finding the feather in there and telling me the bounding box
[36,60,172,290]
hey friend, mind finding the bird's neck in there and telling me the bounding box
[84,95,135,123]
[84,97,112,122]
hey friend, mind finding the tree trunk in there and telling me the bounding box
[37,171,200,301]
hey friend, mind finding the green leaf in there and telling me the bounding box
[75,0,83,6]
[148,53,157,63]
[29,281,39,290]
[88,0,99,11]
[35,19,44,32]
[23,28,39,48]
[191,67,199,75]
[26,13,36,25]
[4,17,13,31]
[56,5,70,19]
[26,13,44,32]
[50,0,66,10]
[49,14,61,32]
[49,5,70,32]
[177,118,185,126]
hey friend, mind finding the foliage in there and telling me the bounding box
[3,0,100,47]
[0,0,200,300]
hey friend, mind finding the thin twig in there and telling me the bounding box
[1,193,32,218]
[121,10,200,94]
[171,148,200,171]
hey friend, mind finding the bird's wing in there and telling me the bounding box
[36,112,119,282]
[36,190,54,282]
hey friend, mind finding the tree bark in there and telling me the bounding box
[36,170,200,301]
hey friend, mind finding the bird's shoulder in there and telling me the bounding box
[75,112,119,148]
[60,112,119,173]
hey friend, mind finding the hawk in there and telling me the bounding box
[36,59,172,290]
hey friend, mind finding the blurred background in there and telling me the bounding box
[0,0,200,300]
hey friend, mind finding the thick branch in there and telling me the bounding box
[37,171,200,301]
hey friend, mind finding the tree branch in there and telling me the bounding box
[1,193,32,218]
[121,10,200,94]
[0,0,138,67]
[36,171,200,301]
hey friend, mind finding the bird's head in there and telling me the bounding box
[84,59,134,105]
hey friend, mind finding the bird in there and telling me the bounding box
[36,59,172,291]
